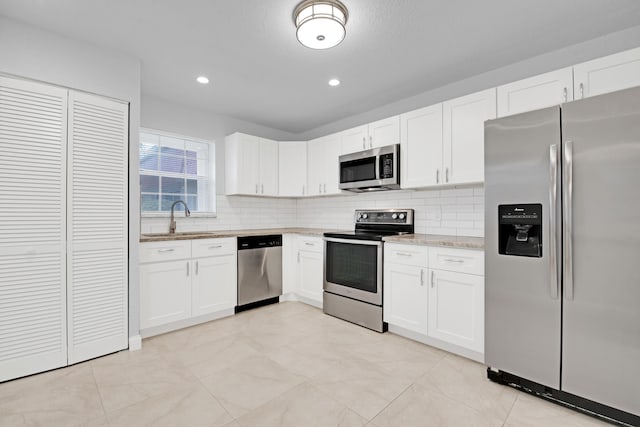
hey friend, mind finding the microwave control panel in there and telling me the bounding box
[379,153,395,178]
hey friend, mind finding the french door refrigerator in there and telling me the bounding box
[485,86,640,426]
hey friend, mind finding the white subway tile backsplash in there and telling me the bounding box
[140,185,485,237]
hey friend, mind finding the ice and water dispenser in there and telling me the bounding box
[498,204,542,257]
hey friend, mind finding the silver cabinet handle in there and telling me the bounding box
[445,167,449,183]
[208,245,222,249]
[186,261,190,276]
[362,137,366,150]
[579,83,584,99]
[563,87,568,102]
[304,242,315,246]
[158,248,175,253]
[563,140,573,300]
[323,183,326,193]
[255,184,258,194]
[297,251,300,263]
[420,269,424,286]
[396,252,412,257]
[430,270,435,288]
[261,184,264,194]
[549,144,560,299]
[319,184,322,193]
[369,135,373,148]
[443,258,464,263]
[436,169,440,184]
[196,260,199,275]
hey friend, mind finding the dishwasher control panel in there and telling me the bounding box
[238,234,283,250]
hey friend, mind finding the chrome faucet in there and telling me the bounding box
[169,200,190,234]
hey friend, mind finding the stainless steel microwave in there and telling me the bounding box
[338,144,400,192]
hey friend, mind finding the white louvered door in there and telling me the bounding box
[67,92,128,363]
[0,77,68,381]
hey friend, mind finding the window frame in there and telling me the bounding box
[139,127,217,218]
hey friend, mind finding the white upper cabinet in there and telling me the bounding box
[400,104,443,189]
[341,116,400,154]
[443,88,496,185]
[497,67,573,118]
[278,141,307,197]
[574,47,640,100]
[259,138,278,196]
[225,133,278,196]
[307,133,342,196]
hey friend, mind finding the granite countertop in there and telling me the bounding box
[139,228,347,243]
[141,228,484,249]
[383,233,484,250]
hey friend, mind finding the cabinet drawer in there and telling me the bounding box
[192,237,236,258]
[428,247,484,275]
[140,240,191,263]
[385,244,428,267]
[297,236,322,253]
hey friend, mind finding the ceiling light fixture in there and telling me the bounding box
[293,0,349,50]
[328,78,340,86]
[196,76,209,84]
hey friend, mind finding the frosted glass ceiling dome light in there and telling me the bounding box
[294,0,348,50]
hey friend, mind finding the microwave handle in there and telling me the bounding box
[375,154,380,181]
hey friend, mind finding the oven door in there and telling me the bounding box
[323,237,383,305]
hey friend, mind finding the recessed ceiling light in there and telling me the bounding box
[196,76,209,84]
[328,78,340,86]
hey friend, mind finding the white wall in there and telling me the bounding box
[0,16,142,339]
[297,187,484,237]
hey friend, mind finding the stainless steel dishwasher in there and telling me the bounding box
[236,234,283,311]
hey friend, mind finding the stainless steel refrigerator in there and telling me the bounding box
[485,86,640,425]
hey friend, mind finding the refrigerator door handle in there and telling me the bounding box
[563,140,574,300]
[549,144,560,299]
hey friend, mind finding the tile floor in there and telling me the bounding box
[0,302,610,426]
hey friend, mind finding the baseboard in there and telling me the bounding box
[279,293,299,302]
[388,324,484,363]
[295,294,323,309]
[128,335,142,351]
[140,308,235,338]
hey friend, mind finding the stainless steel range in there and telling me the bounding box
[323,209,414,332]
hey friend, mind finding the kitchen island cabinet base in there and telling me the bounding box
[388,324,484,363]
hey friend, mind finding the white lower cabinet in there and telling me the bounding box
[428,269,484,354]
[139,238,236,335]
[140,259,192,329]
[295,236,324,306]
[384,243,484,360]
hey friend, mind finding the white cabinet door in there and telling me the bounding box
[140,260,191,329]
[428,269,484,353]
[341,125,368,154]
[67,92,128,364]
[400,104,443,188]
[307,134,342,196]
[278,142,307,197]
[259,138,278,196]
[368,116,400,149]
[0,77,68,382]
[322,133,342,195]
[192,255,237,316]
[497,67,573,118]
[225,133,260,195]
[574,47,640,99]
[383,264,428,335]
[443,88,496,185]
[297,250,323,303]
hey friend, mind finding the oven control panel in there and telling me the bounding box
[355,209,414,225]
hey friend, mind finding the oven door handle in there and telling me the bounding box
[323,237,383,247]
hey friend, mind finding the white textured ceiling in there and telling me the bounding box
[2,0,640,134]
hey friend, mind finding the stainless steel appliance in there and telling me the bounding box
[485,86,640,425]
[323,209,414,332]
[338,144,400,192]
[237,235,282,311]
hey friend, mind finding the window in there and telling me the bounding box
[139,129,216,215]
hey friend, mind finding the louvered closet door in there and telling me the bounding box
[0,77,68,381]
[67,92,128,364]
